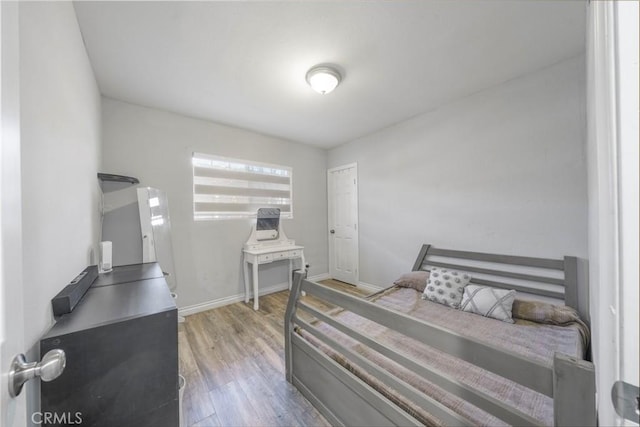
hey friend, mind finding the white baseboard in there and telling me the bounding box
[357,281,384,293]
[178,273,381,317]
[307,272,331,281]
[178,282,289,317]
[307,272,384,293]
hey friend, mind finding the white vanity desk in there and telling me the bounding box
[243,245,305,310]
[243,221,305,310]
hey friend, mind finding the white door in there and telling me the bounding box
[327,163,358,285]
[588,2,639,425]
[1,2,27,425]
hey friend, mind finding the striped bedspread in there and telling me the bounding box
[297,286,588,426]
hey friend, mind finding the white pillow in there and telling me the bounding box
[460,285,516,323]
[421,267,470,308]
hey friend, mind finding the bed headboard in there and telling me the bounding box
[412,244,589,324]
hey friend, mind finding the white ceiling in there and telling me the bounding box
[73,1,586,148]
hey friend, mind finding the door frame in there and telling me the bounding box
[613,4,639,425]
[327,163,359,286]
[587,1,639,425]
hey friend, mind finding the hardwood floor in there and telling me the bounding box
[178,280,369,427]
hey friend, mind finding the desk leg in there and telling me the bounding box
[300,252,307,296]
[252,261,259,310]
[243,259,250,304]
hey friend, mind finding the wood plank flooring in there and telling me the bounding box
[179,280,369,427]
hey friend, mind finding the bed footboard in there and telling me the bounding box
[285,271,596,426]
[553,353,597,426]
[285,272,424,426]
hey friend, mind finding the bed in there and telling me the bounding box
[284,244,596,426]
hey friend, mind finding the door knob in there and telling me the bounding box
[330,229,335,234]
[612,381,640,422]
[8,349,66,397]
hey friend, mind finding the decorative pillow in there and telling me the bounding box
[421,267,470,308]
[512,299,582,325]
[393,271,429,292]
[460,285,516,323]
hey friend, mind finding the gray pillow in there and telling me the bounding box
[512,299,582,325]
[460,285,516,323]
[393,271,429,292]
[421,267,470,308]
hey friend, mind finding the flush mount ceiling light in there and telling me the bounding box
[306,65,342,95]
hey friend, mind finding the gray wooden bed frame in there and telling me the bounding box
[284,244,596,426]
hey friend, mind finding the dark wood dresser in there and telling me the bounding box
[40,263,178,427]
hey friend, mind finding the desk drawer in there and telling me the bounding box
[258,254,273,263]
[288,250,301,258]
[273,251,288,260]
[255,250,301,263]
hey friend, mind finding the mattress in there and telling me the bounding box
[296,286,589,426]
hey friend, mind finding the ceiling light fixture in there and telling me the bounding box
[306,65,342,95]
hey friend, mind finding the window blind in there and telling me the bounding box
[192,152,292,220]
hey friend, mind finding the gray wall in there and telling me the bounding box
[328,56,587,286]
[19,3,102,423]
[20,0,102,354]
[101,98,328,308]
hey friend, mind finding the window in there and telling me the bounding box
[192,152,292,220]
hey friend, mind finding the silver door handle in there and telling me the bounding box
[612,380,640,422]
[9,349,66,397]
[330,229,335,234]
